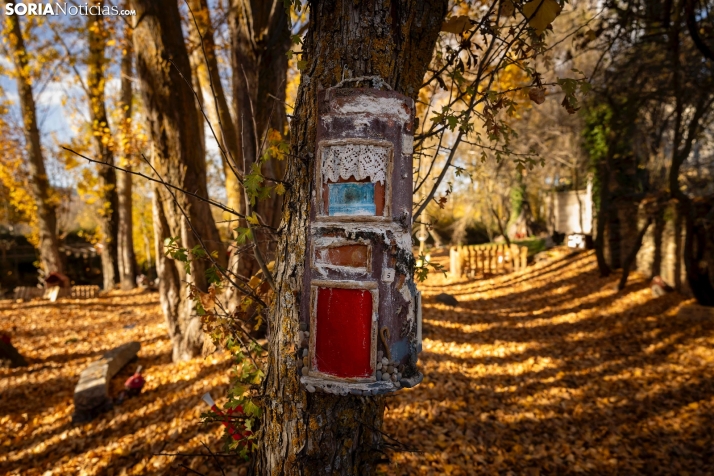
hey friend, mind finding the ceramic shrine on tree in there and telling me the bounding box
[298,88,423,396]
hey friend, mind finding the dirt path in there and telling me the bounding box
[382,250,713,475]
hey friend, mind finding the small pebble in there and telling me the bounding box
[396,373,401,380]
[391,374,397,381]
[299,322,307,331]
[381,357,389,365]
[394,381,401,388]
[301,367,310,376]
[302,348,308,357]
[298,331,305,341]
[381,373,390,381]
[376,371,382,381]
[305,384,316,393]
[302,356,308,366]
[398,364,405,373]
[386,366,393,374]
[304,331,310,338]
[376,363,382,370]
[377,351,384,360]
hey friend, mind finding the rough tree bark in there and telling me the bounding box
[131,0,224,361]
[5,9,63,275]
[117,24,137,291]
[258,1,447,474]
[87,14,120,291]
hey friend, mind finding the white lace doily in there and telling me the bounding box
[321,144,389,184]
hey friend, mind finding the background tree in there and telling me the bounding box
[86,13,120,291]
[3,8,64,275]
[185,0,291,283]
[117,23,137,291]
[131,0,225,361]
[585,0,714,300]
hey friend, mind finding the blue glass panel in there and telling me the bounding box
[328,182,376,216]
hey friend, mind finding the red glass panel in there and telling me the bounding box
[314,287,373,379]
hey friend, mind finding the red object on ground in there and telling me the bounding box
[125,373,145,390]
[314,287,373,379]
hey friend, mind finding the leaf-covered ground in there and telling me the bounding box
[0,291,246,476]
[2,249,713,475]
[381,249,714,475]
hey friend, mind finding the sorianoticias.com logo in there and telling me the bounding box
[4,3,136,16]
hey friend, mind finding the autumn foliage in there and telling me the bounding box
[3,249,713,474]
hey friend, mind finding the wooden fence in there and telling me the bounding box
[450,243,529,277]
[13,285,100,301]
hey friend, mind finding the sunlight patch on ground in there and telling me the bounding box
[0,291,245,476]
[381,250,711,475]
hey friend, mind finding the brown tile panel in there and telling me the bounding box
[315,244,370,268]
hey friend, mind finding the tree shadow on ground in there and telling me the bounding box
[383,251,713,475]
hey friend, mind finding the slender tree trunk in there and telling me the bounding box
[229,0,291,280]
[117,25,137,291]
[187,0,244,311]
[188,0,243,215]
[594,148,612,277]
[258,1,447,473]
[5,9,63,275]
[131,0,224,361]
[87,14,120,291]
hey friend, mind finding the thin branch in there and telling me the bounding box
[200,440,226,476]
[167,58,244,186]
[183,0,244,189]
[139,153,269,308]
[239,66,278,293]
[61,147,246,219]
[179,464,206,476]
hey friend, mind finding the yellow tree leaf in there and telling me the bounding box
[522,0,562,35]
[441,15,471,34]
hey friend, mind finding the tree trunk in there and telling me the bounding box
[594,148,612,277]
[188,0,243,215]
[117,25,137,291]
[229,0,291,280]
[132,0,224,361]
[87,14,120,291]
[258,1,447,473]
[5,10,63,275]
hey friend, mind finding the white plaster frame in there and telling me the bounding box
[315,138,394,223]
